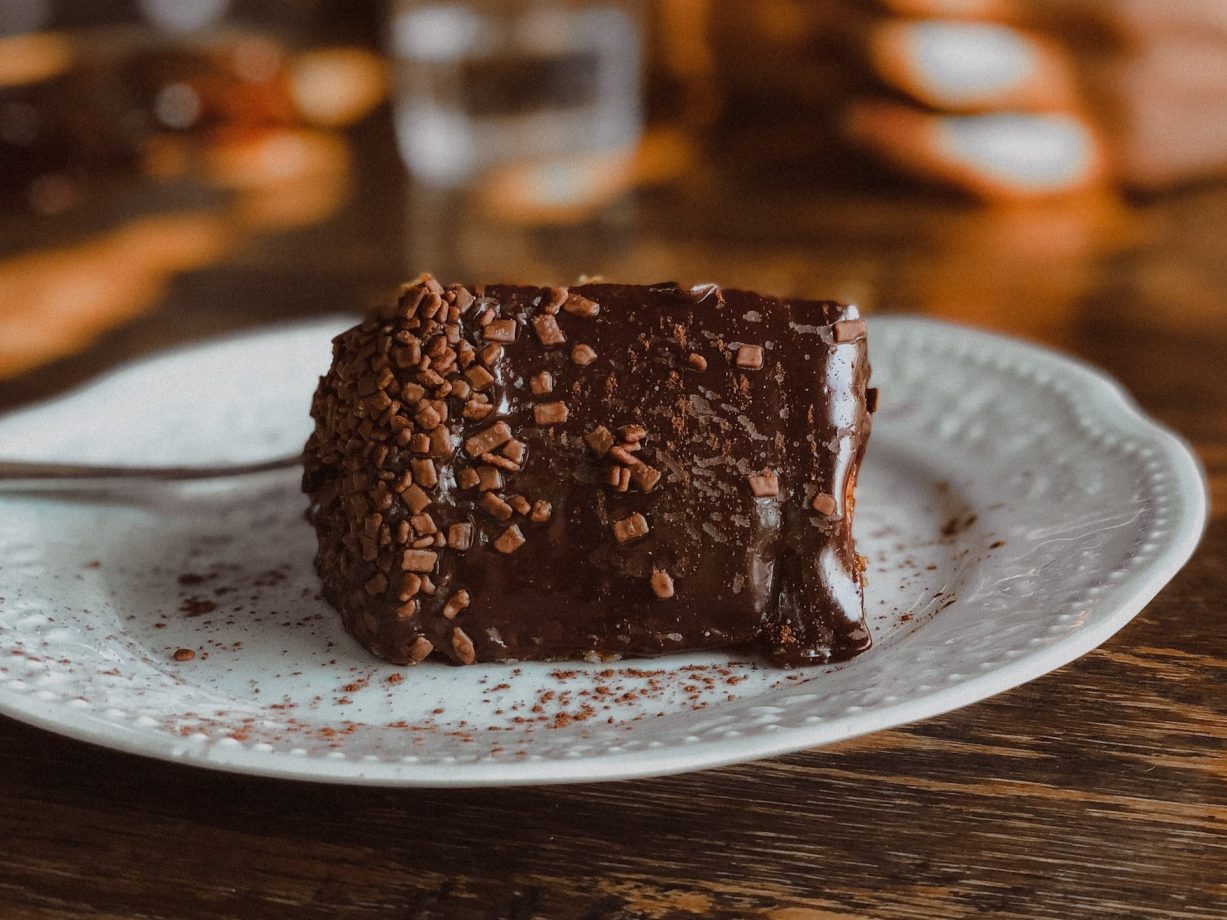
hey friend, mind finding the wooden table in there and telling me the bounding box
[1,118,1224,919]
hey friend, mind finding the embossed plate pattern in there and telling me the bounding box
[0,317,1206,786]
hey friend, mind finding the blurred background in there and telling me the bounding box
[1,0,1225,427]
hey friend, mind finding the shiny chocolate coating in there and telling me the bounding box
[303,279,873,667]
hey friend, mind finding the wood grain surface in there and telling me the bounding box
[1,116,1224,919]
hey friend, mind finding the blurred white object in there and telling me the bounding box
[389,0,642,188]
[939,113,1094,191]
[905,21,1036,105]
[0,0,49,37]
[138,0,231,32]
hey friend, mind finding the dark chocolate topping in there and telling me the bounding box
[303,279,873,667]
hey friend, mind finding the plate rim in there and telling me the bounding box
[0,316,1208,786]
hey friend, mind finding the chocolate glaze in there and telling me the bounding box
[303,279,873,667]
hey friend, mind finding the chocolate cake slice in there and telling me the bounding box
[303,277,875,667]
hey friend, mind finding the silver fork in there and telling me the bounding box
[0,453,303,484]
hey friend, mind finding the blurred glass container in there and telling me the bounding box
[388,0,643,190]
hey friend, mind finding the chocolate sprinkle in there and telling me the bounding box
[585,426,615,457]
[408,637,434,662]
[451,627,477,664]
[479,492,513,521]
[631,464,662,492]
[494,524,526,554]
[477,465,504,492]
[533,401,569,425]
[612,512,650,545]
[530,371,554,395]
[811,492,837,516]
[651,569,675,599]
[442,589,471,620]
[532,314,567,346]
[563,292,600,317]
[833,318,867,343]
[483,318,518,343]
[608,466,631,492]
[466,421,513,457]
[735,344,764,369]
[448,522,474,550]
[748,470,779,497]
[401,549,438,573]
[542,287,569,313]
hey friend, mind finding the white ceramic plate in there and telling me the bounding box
[0,317,1206,786]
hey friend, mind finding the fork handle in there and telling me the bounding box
[0,454,302,483]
